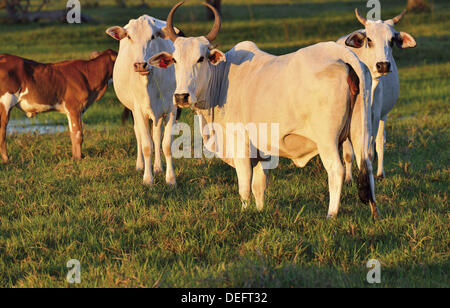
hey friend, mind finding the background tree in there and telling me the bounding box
[0,0,94,23]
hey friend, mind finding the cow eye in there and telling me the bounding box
[198,56,204,63]
[127,35,132,40]
[172,58,177,64]
[151,35,155,40]
[367,37,373,47]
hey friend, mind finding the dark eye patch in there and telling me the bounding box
[151,35,155,40]
[198,56,205,63]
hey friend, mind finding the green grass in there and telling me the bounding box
[0,0,449,287]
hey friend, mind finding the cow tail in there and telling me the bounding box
[342,48,379,219]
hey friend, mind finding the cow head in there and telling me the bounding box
[106,16,174,76]
[148,2,226,108]
[345,9,416,78]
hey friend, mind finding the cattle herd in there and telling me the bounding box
[0,2,416,219]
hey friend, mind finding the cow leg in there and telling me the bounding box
[162,111,176,186]
[343,139,354,183]
[66,110,83,161]
[152,117,163,175]
[235,158,252,210]
[133,112,144,171]
[0,103,10,163]
[251,161,267,211]
[134,108,153,185]
[375,118,386,179]
[318,144,345,219]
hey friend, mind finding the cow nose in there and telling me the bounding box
[134,62,148,72]
[376,62,391,74]
[175,93,190,106]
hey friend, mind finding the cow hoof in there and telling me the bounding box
[255,203,264,212]
[154,166,163,175]
[241,200,250,211]
[143,177,154,186]
[166,177,176,187]
[376,174,385,181]
[344,178,353,185]
[327,213,337,220]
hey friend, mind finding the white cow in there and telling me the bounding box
[149,2,380,219]
[337,9,417,181]
[106,16,181,186]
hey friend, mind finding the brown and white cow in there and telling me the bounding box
[0,49,117,162]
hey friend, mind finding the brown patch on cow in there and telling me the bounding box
[339,64,359,145]
[0,49,118,160]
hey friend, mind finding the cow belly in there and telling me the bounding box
[280,134,317,159]
[18,99,58,117]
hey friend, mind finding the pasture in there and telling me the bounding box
[0,0,448,287]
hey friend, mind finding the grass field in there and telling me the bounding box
[0,0,449,288]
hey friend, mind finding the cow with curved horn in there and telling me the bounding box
[149,2,380,219]
[337,9,417,182]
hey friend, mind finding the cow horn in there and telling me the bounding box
[355,8,367,26]
[203,2,221,42]
[166,1,185,42]
[391,9,407,24]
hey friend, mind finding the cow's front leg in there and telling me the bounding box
[318,144,345,219]
[152,117,163,175]
[66,109,83,161]
[251,161,267,211]
[375,118,386,179]
[235,158,252,210]
[134,107,153,185]
[0,103,10,163]
[343,139,354,183]
[162,111,176,186]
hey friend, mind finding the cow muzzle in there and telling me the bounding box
[134,62,150,76]
[174,93,191,108]
[376,62,391,75]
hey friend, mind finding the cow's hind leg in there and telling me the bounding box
[0,103,10,163]
[152,117,163,175]
[162,111,176,186]
[66,109,83,161]
[251,161,267,211]
[375,118,386,179]
[318,144,345,219]
[235,158,252,210]
[343,139,354,184]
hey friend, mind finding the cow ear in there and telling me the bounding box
[106,26,128,41]
[148,52,175,69]
[208,49,226,65]
[345,31,366,48]
[395,32,417,49]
